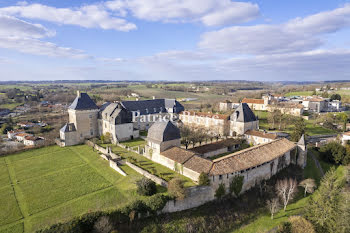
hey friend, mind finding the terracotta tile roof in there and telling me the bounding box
[16,133,30,137]
[242,98,264,104]
[189,138,241,154]
[306,98,325,102]
[161,147,197,164]
[8,129,25,134]
[245,130,278,140]
[209,138,296,175]
[180,111,229,120]
[183,155,213,173]
[343,131,350,136]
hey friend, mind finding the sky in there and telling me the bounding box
[1,0,350,81]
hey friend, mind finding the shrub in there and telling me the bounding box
[136,178,157,196]
[215,183,226,199]
[198,172,210,186]
[145,194,169,213]
[319,141,349,165]
[229,175,244,197]
[289,216,315,233]
[277,222,292,233]
[168,178,186,200]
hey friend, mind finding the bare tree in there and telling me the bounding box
[266,198,280,219]
[299,179,316,197]
[275,178,298,211]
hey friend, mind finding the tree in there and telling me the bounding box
[180,125,191,149]
[268,110,278,129]
[291,118,306,142]
[321,91,329,98]
[330,93,341,101]
[0,123,13,134]
[299,179,316,197]
[198,172,210,186]
[168,178,186,200]
[229,175,244,197]
[275,178,297,211]
[319,141,349,165]
[136,177,157,196]
[306,167,347,233]
[215,183,226,199]
[337,112,348,132]
[93,216,113,233]
[266,198,280,219]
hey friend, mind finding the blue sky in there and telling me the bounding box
[1,0,350,81]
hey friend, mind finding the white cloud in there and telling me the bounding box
[0,2,136,32]
[0,14,89,58]
[199,4,350,54]
[0,15,54,38]
[0,37,90,58]
[106,0,259,26]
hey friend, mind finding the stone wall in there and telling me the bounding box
[126,161,168,187]
[202,147,228,158]
[162,185,214,213]
[110,160,127,176]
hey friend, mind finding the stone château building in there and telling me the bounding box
[59,91,184,146]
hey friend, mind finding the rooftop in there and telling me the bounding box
[210,138,296,175]
[245,130,278,140]
[69,92,98,110]
[147,121,181,142]
[189,138,241,154]
[161,146,197,164]
[180,111,229,120]
[183,155,213,174]
[230,103,257,123]
[242,98,264,104]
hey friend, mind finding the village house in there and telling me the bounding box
[219,100,239,111]
[244,130,278,145]
[23,136,45,146]
[7,129,25,139]
[241,97,269,111]
[302,97,328,113]
[267,102,304,116]
[15,133,33,142]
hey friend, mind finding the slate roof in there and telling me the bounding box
[230,103,257,122]
[147,121,181,142]
[160,147,197,164]
[121,99,184,115]
[60,123,76,132]
[209,138,296,175]
[69,93,98,110]
[245,130,278,140]
[297,134,306,146]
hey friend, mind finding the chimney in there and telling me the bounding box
[152,96,156,100]
[77,90,81,97]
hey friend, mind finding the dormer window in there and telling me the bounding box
[154,108,157,113]
[146,108,149,113]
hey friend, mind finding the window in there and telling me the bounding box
[226,174,229,179]
[154,108,157,112]
[219,175,222,180]
[89,115,92,119]
[90,130,93,136]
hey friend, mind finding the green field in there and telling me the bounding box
[0,145,146,233]
[255,110,337,136]
[284,91,314,97]
[0,102,22,110]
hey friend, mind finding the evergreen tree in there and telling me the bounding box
[306,168,346,233]
[291,118,306,142]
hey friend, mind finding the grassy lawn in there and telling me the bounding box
[254,110,338,136]
[231,153,344,233]
[99,143,195,187]
[284,91,314,97]
[120,138,146,148]
[0,145,147,233]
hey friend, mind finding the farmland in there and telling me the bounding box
[0,145,146,233]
